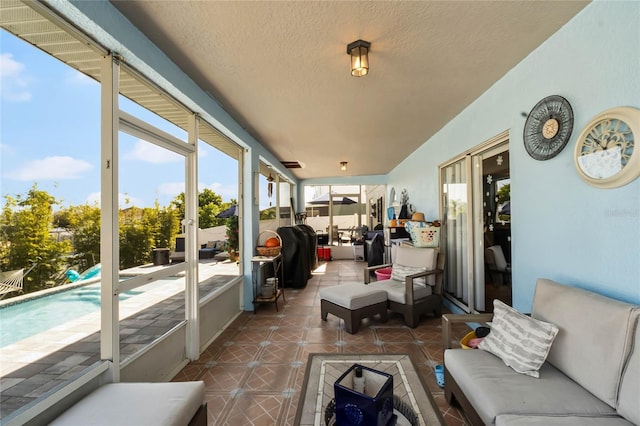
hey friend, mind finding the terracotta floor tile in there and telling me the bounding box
[278,315,310,328]
[244,364,293,392]
[215,343,262,363]
[232,328,272,344]
[222,394,284,426]
[175,260,470,425]
[282,305,313,316]
[338,327,375,343]
[340,343,384,354]
[171,363,208,381]
[304,327,338,344]
[297,343,340,362]
[270,328,305,343]
[203,393,232,424]
[201,365,249,391]
[375,327,416,342]
[245,315,281,328]
[257,342,299,364]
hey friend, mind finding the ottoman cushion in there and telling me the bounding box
[320,283,387,310]
[50,382,205,426]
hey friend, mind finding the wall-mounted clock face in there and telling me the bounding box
[574,107,640,188]
[523,95,574,160]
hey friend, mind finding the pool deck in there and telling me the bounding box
[0,259,240,419]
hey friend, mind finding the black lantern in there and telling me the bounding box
[347,40,371,77]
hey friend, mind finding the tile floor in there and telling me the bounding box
[173,260,472,425]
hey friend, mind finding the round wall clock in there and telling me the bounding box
[523,95,574,160]
[574,106,640,188]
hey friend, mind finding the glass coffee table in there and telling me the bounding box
[294,354,444,425]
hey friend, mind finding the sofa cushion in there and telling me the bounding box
[391,263,427,285]
[617,320,639,425]
[495,414,634,426]
[444,349,617,426]
[479,299,558,378]
[368,279,432,304]
[531,279,640,407]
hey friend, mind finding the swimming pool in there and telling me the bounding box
[0,283,142,348]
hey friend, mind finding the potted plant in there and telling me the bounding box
[225,216,239,261]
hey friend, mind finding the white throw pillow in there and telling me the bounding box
[479,299,559,378]
[390,264,427,285]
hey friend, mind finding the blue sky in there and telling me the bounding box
[0,30,259,211]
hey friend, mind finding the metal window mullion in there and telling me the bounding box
[238,147,245,278]
[465,155,476,313]
[100,54,120,381]
[185,114,199,360]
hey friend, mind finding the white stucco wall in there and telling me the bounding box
[388,1,640,310]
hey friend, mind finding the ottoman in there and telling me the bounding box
[320,283,388,333]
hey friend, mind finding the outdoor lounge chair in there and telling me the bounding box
[364,246,445,327]
[170,237,185,263]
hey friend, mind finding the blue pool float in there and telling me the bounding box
[66,264,101,282]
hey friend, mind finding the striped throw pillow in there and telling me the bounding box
[390,264,427,285]
[479,299,559,378]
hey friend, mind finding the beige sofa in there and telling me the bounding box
[443,279,639,426]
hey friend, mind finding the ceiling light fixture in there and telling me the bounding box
[340,161,348,171]
[347,39,370,77]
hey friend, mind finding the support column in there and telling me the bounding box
[185,114,199,360]
[100,54,120,381]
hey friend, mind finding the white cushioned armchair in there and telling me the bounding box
[364,246,445,327]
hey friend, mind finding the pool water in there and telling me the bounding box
[0,283,142,348]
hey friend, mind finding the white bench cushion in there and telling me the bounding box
[50,382,205,426]
[320,283,387,310]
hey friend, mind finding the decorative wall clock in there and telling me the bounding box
[574,106,640,188]
[523,95,574,160]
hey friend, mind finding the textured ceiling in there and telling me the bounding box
[111,1,588,179]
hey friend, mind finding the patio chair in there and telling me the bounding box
[327,225,342,245]
[364,246,445,328]
[170,237,185,263]
[485,244,511,285]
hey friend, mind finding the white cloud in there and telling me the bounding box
[86,192,144,207]
[10,156,93,181]
[0,53,32,102]
[124,139,182,164]
[0,143,15,155]
[205,182,238,201]
[153,181,236,201]
[157,182,185,196]
[65,70,96,86]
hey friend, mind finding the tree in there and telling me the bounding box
[497,184,510,205]
[0,185,71,292]
[225,216,239,260]
[64,203,101,268]
[171,188,230,228]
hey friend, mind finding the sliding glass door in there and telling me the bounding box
[440,134,510,312]
[441,158,471,308]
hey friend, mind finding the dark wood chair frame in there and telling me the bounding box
[363,252,445,328]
